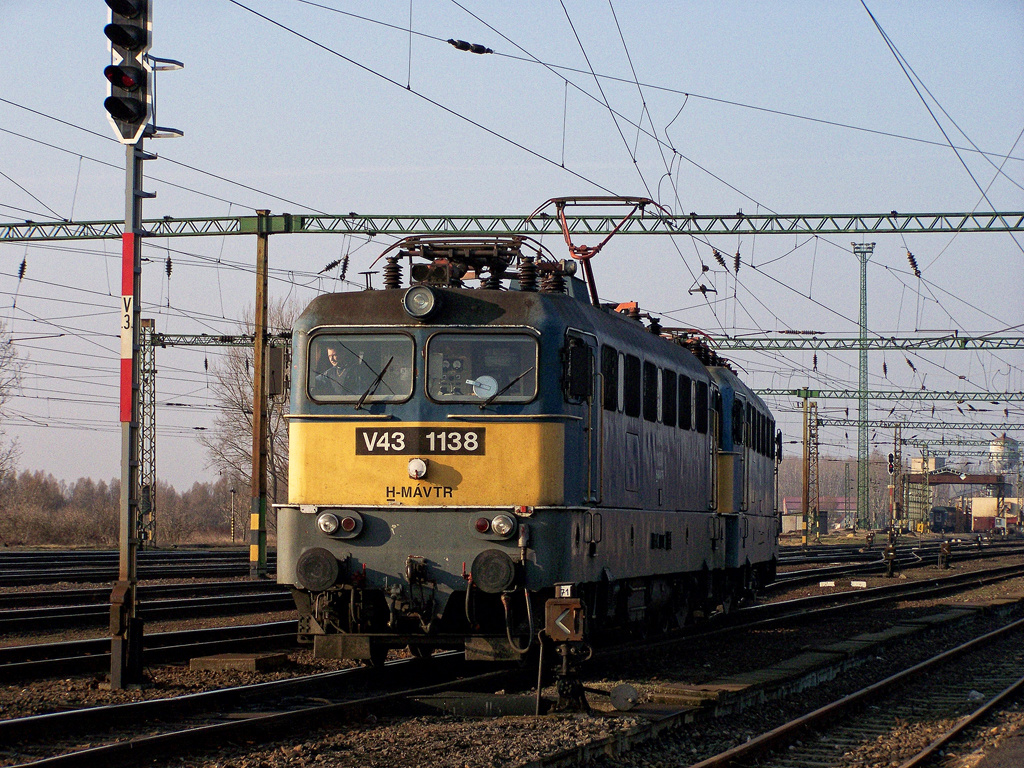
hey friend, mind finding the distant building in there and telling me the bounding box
[782,496,857,534]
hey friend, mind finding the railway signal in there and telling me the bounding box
[105,0,183,692]
[104,0,152,144]
[888,452,896,475]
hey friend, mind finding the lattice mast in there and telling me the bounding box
[853,243,875,529]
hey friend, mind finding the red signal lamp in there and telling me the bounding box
[104,64,145,91]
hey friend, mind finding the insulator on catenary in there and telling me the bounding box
[812,353,817,371]
[447,38,493,54]
[883,361,888,377]
[340,255,349,281]
[734,252,740,273]
[321,258,341,274]
[165,256,172,278]
[713,249,726,269]
[383,255,402,289]
[907,251,921,278]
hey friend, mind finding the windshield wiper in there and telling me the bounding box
[355,356,393,410]
[481,366,534,409]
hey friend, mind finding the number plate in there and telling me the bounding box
[355,427,485,455]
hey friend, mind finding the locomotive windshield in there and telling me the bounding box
[308,333,414,403]
[427,333,538,403]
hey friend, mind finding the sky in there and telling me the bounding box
[0,0,1022,491]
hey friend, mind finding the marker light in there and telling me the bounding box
[403,285,440,319]
[475,517,491,534]
[340,516,358,533]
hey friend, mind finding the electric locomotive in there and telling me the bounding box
[278,227,780,664]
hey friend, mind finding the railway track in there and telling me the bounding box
[689,616,1024,768]
[771,537,1024,589]
[0,652,517,767]
[0,549,276,586]
[5,559,1024,685]
[0,583,293,633]
[5,559,1024,766]
[777,536,1023,566]
[0,578,288,609]
[0,620,297,681]
[516,567,1024,768]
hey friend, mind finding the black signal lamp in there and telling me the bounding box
[104,95,148,124]
[106,0,145,17]
[104,22,148,50]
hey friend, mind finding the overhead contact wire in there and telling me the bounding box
[226,0,618,195]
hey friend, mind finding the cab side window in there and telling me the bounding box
[601,345,618,411]
[623,354,641,418]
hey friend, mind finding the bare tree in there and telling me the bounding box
[0,323,22,482]
[198,298,300,505]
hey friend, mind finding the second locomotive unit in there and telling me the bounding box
[277,229,780,664]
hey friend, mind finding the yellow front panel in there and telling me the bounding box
[289,421,564,506]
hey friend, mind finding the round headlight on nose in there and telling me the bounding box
[317,513,340,535]
[403,285,440,319]
[490,514,515,537]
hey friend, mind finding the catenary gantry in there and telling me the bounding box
[1,210,1023,242]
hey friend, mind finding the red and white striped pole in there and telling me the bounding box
[111,141,150,689]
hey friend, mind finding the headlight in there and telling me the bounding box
[403,285,440,319]
[317,513,340,535]
[490,514,515,537]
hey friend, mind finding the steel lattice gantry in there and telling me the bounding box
[2,210,1024,242]
[819,419,1021,431]
[708,336,1024,351]
[907,446,1013,457]
[903,437,1014,448]
[758,389,1024,402]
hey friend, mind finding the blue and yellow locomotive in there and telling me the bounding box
[277,232,780,664]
